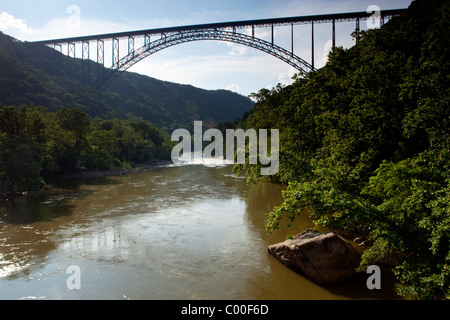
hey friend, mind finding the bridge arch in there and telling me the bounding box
[34,10,406,89]
[100,29,315,88]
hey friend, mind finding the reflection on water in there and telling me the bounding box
[0,163,400,300]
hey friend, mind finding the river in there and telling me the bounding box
[0,162,399,300]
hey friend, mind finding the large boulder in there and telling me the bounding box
[268,229,361,285]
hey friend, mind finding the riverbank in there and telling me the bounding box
[0,160,172,202]
[48,161,172,182]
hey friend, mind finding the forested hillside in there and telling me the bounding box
[233,0,449,299]
[0,32,254,131]
[0,105,173,200]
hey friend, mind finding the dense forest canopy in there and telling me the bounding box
[231,0,449,299]
[0,105,173,198]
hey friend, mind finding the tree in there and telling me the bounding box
[239,0,450,299]
[0,106,45,194]
[52,107,91,172]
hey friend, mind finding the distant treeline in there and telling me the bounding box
[0,105,173,198]
[231,0,449,300]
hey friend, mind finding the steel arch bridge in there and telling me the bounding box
[105,29,314,88]
[33,9,405,89]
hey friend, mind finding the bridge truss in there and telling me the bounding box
[33,9,405,89]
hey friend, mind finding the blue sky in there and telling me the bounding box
[1,0,413,96]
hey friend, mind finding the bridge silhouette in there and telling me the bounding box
[33,9,405,89]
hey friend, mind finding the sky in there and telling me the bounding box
[0,0,414,96]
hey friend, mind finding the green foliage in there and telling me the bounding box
[361,152,449,299]
[85,118,170,171]
[0,106,45,194]
[0,136,44,193]
[0,106,170,197]
[234,0,450,299]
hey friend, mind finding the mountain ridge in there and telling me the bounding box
[0,31,254,131]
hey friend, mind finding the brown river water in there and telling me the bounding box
[0,162,400,300]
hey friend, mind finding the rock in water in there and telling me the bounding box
[268,229,361,285]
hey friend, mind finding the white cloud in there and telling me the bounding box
[226,43,248,56]
[278,68,297,86]
[128,49,288,96]
[225,83,241,92]
[22,17,129,42]
[131,52,268,83]
[0,12,33,36]
[319,39,333,68]
[0,9,131,43]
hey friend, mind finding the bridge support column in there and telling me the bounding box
[82,40,90,78]
[128,36,135,57]
[97,39,104,80]
[311,22,315,70]
[355,18,360,43]
[144,34,151,46]
[291,23,294,56]
[54,44,63,63]
[112,38,119,69]
[332,19,336,49]
[271,24,274,46]
[68,42,76,70]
